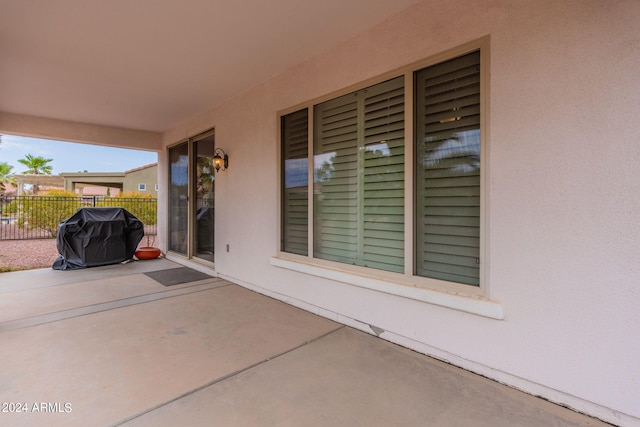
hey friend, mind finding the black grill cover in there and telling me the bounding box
[52,207,144,270]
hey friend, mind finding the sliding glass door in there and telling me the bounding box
[169,142,189,255]
[193,133,215,262]
[168,129,216,264]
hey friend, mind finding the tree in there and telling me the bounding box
[0,162,16,199]
[18,154,53,175]
[196,157,214,206]
[18,154,53,194]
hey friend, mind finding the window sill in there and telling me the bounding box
[270,256,504,320]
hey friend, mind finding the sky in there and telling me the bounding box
[0,134,157,174]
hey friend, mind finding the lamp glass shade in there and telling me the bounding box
[213,155,223,171]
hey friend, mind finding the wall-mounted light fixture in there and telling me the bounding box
[213,148,229,172]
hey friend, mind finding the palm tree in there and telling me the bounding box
[0,162,16,199]
[18,154,53,194]
[18,154,53,175]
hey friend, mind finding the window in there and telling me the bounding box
[313,76,405,273]
[155,184,159,192]
[138,183,147,191]
[281,109,309,255]
[280,45,484,290]
[415,50,481,286]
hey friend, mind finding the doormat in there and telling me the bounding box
[144,267,212,287]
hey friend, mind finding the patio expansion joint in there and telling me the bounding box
[112,324,347,427]
[0,280,233,333]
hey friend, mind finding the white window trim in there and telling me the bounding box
[276,37,494,313]
[270,254,503,319]
[138,183,146,191]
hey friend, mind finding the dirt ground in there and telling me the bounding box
[0,239,60,271]
[0,235,158,272]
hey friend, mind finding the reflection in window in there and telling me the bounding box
[313,77,404,273]
[194,135,215,262]
[281,109,309,255]
[169,142,188,255]
[415,51,481,286]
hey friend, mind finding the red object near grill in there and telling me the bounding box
[135,247,161,260]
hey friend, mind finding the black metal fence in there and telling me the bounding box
[0,196,157,241]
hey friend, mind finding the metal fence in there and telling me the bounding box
[0,196,157,242]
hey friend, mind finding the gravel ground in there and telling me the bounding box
[0,236,158,272]
[0,239,60,271]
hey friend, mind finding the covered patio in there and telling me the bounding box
[0,261,607,426]
[1,1,639,425]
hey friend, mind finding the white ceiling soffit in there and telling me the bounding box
[0,0,424,132]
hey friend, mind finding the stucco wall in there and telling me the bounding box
[162,0,640,424]
[0,112,161,152]
[123,165,158,194]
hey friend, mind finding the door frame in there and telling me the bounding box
[167,128,216,267]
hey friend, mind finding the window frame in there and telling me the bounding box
[414,50,483,287]
[138,183,147,191]
[312,76,406,273]
[276,37,490,300]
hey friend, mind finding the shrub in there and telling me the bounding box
[96,192,157,226]
[10,191,157,237]
[3,199,18,214]
[14,190,82,237]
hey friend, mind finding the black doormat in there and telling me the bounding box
[144,267,212,286]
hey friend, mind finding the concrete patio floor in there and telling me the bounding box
[0,259,610,427]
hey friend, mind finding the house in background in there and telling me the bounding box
[123,163,158,194]
[0,182,18,198]
[61,163,157,196]
[1,1,638,425]
[10,174,64,195]
[9,163,157,197]
[61,171,124,196]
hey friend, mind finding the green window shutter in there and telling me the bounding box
[415,51,481,286]
[282,109,309,255]
[362,77,405,273]
[313,93,359,264]
[314,77,404,272]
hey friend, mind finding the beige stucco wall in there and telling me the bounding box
[0,112,161,152]
[2,0,635,423]
[161,0,640,424]
[123,164,158,194]
[62,172,125,193]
